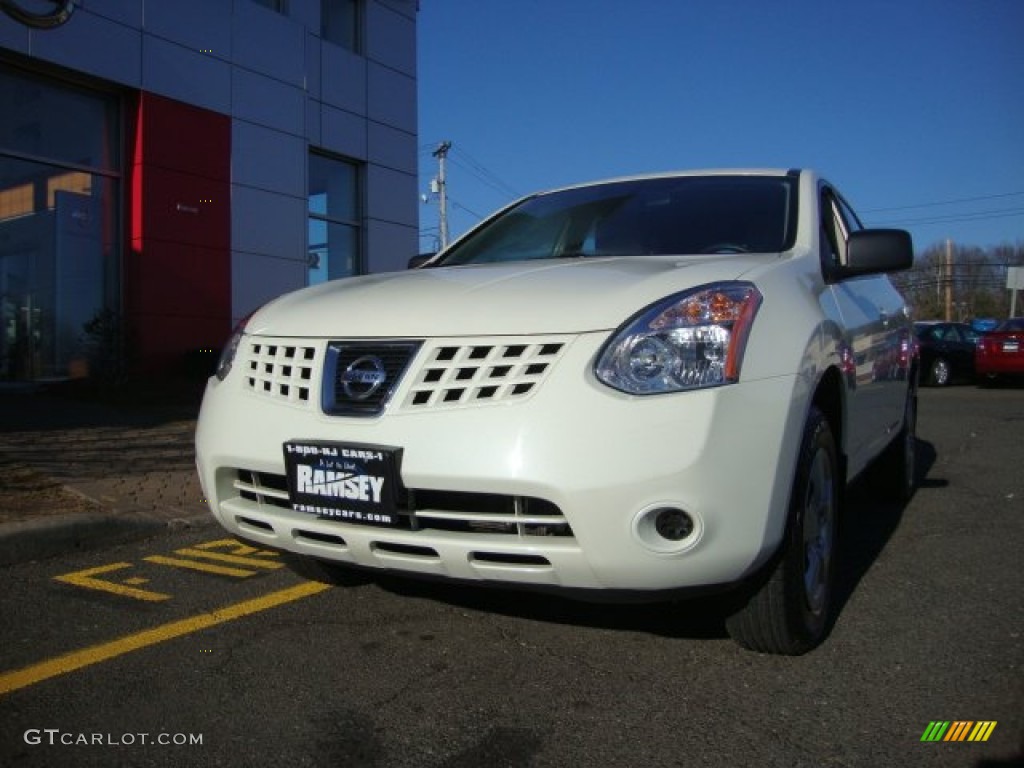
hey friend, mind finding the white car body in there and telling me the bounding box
[196,169,916,653]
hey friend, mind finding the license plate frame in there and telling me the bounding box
[283,441,406,527]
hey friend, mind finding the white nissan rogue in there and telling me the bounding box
[196,169,917,655]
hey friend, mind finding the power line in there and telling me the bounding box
[449,146,522,200]
[874,206,1024,228]
[862,191,1024,214]
[449,198,486,221]
[448,156,518,201]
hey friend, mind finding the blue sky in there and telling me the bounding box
[416,0,1024,255]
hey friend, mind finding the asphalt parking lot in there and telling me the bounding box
[0,384,1021,767]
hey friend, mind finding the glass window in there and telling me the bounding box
[0,68,118,171]
[308,152,361,284]
[322,0,361,52]
[0,67,120,382]
[251,0,288,13]
[821,188,863,269]
[441,176,799,266]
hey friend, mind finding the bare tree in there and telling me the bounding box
[892,242,1024,321]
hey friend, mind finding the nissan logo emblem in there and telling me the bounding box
[1,0,75,29]
[340,356,387,401]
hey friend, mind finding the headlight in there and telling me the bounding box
[595,282,762,394]
[215,315,251,381]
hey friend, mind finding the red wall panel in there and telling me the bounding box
[126,241,230,317]
[126,93,231,375]
[136,94,231,183]
[141,166,229,250]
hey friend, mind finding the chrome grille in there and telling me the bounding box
[410,489,572,537]
[230,469,572,538]
[398,339,568,411]
[242,341,318,405]
[234,469,291,509]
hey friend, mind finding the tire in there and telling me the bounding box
[875,383,918,503]
[282,553,370,586]
[725,406,839,655]
[927,357,951,386]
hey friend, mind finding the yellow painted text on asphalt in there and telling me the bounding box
[53,538,283,602]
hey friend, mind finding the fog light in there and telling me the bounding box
[633,503,703,554]
[654,507,694,541]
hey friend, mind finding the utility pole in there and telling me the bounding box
[432,141,452,249]
[944,239,954,321]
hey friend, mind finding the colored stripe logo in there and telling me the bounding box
[921,721,997,742]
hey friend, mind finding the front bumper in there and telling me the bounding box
[195,332,804,592]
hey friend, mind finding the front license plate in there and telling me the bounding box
[1002,341,1019,353]
[283,441,405,527]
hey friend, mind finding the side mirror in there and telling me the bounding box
[837,229,913,278]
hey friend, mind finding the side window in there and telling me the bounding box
[949,326,970,343]
[835,195,864,233]
[820,189,863,269]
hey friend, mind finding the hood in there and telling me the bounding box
[248,255,777,338]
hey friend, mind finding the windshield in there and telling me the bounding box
[439,175,799,266]
[996,318,1024,332]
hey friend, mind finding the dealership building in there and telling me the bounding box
[0,0,418,382]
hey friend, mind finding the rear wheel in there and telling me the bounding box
[725,407,839,655]
[928,357,951,386]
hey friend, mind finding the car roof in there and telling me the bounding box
[534,168,803,196]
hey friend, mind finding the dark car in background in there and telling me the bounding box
[914,321,980,386]
[976,317,1024,384]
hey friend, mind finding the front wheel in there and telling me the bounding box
[725,407,839,655]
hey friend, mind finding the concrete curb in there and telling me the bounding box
[0,513,215,567]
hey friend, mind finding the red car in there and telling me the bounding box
[976,317,1024,383]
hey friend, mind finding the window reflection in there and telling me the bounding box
[308,151,361,284]
[321,0,361,52]
[0,68,119,381]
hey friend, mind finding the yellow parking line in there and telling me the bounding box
[0,581,331,697]
[143,555,256,578]
[172,548,284,570]
[192,538,271,555]
[54,563,171,602]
